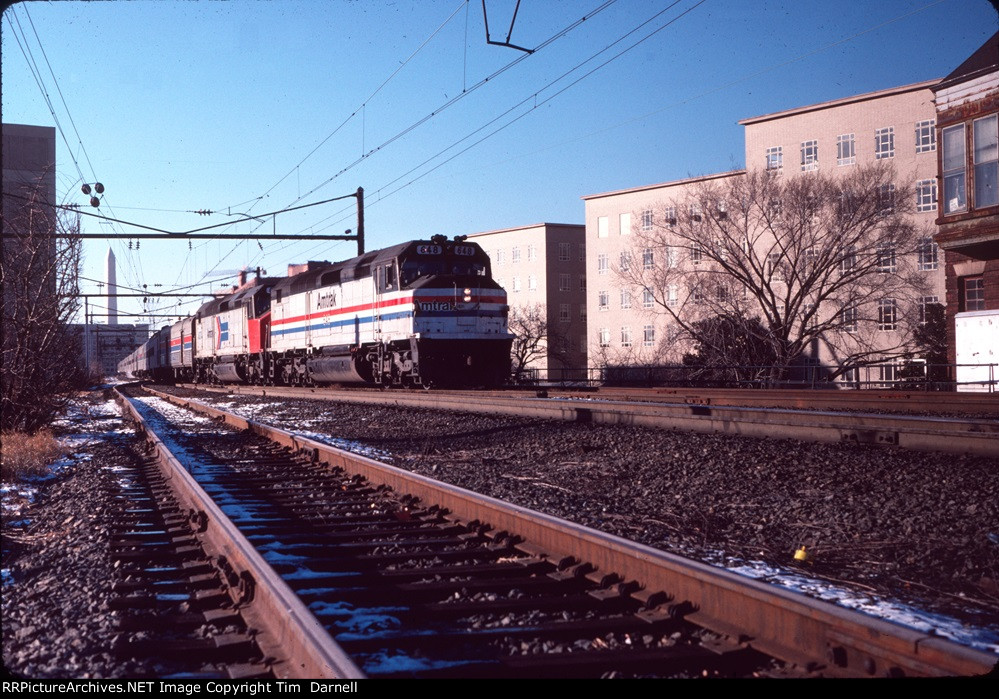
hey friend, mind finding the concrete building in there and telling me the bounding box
[932,32,998,388]
[582,80,945,381]
[72,322,150,377]
[469,223,587,379]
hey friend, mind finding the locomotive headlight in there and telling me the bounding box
[463,288,472,302]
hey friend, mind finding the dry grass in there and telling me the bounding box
[1,429,66,481]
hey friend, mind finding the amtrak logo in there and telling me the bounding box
[215,317,230,348]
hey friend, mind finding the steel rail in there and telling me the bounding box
[147,386,998,678]
[114,386,366,680]
[179,384,999,457]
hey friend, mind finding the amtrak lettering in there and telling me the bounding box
[419,301,455,312]
[315,290,337,310]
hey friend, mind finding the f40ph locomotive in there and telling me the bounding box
[119,236,514,388]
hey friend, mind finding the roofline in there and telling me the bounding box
[465,222,585,238]
[738,79,941,126]
[581,170,745,201]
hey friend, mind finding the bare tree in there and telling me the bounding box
[621,163,928,380]
[507,303,572,381]
[2,188,84,432]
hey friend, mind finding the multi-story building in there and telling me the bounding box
[582,171,743,367]
[583,80,944,379]
[932,32,998,388]
[469,223,587,377]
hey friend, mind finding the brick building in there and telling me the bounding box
[932,32,998,388]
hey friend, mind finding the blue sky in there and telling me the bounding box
[2,0,996,324]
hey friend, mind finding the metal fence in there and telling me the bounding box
[512,362,998,392]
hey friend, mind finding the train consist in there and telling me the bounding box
[118,236,514,388]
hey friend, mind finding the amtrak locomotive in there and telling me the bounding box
[119,236,514,388]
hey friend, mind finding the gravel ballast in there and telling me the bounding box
[3,388,997,678]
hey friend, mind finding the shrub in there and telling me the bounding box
[1,429,66,481]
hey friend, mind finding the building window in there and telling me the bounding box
[691,244,703,265]
[715,284,728,301]
[598,254,608,275]
[840,247,857,275]
[643,288,654,309]
[877,183,896,215]
[579,275,586,292]
[528,275,537,291]
[876,242,896,273]
[836,133,855,166]
[961,276,985,312]
[875,127,894,159]
[527,244,537,262]
[599,328,610,347]
[559,273,571,292]
[766,145,783,171]
[643,248,654,270]
[620,289,631,309]
[767,252,783,280]
[598,291,609,311]
[579,304,587,320]
[974,114,998,209]
[496,250,506,265]
[643,324,655,347]
[942,124,967,214]
[597,216,609,238]
[512,247,521,264]
[620,326,632,348]
[667,285,678,307]
[917,237,938,271]
[664,206,677,225]
[916,179,937,212]
[800,140,818,171]
[579,243,586,261]
[619,212,631,236]
[558,242,570,261]
[918,296,939,324]
[878,298,897,331]
[840,304,858,332]
[692,285,704,303]
[878,362,899,385]
[512,277,521,292]
[619,251,630,272]
[641,209,653,231]
[915,119,936,153]
[559,303,570,323]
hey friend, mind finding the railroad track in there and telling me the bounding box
[112,384,996,678]
[176,383,999,457]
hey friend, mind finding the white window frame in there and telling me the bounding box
[599,328,610,347]
[559,303,570,323]
[559,273,571,292]
[643,288,654,309]
[917,237,938,271]
[558,242,570,262]
[915,119,936,153]
[800,140,818,171]
[619,212,631,236]
[620,326,632,348]
[943,123,967,214]
[598,254,609,275]
[620,289,631,309]
[918,295,939,324]
[836,133,855,166]
[597,216,609,238]
[642,248,654,270]
[641,209,653,231]
[878,298,898,331]
[916,179,937,213]
[643,324,655,347]
[875,127,894,159]
[619,251,630,272]
[598,291,609,311]
[766,145,783,171]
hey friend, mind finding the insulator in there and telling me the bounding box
[81,183,91,195]
[94,182,104,194]
[90,196,100,207]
